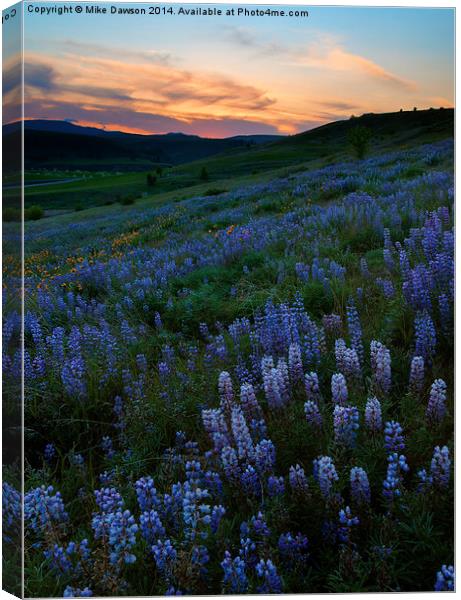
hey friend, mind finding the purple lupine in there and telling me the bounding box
[304,400,322,428]
[218,371,234,414]
[278,532,309,566]
[414,311,436,364]
[135,477,160,512]
[221,446,241,482]
[221,551,248,593]
[267,475,285,497]
[210,505,225,533]
[364,397,382,432]
[337,506,359,544]
[333,405,359,448]
[254,439,276,475]
[139,510,165,544]
[438,293,452,334]
[331,373,348,405]
[350,467,371,506]
[322,313,342,336]
[346,300,364,364]
[231,406,255,462]
[431,445,451,489]
[289,464,309,496]
[63,587,93,597]
[426,379,447,424]
[263,367,284,409]
[25,486,68,534]
[434,565,454,591]
[313,456,338,500]
[360,258,371,279]
[371,341,391,394]
[255,559,283,593]
[384,421,405,454]
[382,453,409,502]
[239,383,263,424]
[409,356,425,395]
[241,465,261,497]
[305,371,321,402]
[288,343,303,384]
[44,443,56,463]
[202,408,230,452]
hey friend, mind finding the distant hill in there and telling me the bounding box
[2,108,453,174]
[2,120,283,171]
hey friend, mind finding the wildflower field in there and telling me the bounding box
[3,135,454,595]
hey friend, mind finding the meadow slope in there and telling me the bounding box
[3,137,454,596]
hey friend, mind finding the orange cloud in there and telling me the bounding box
[292,39,416,91]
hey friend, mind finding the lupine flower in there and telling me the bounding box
[182,486,211,541]
[255,559,283,593]
[218,371,234,413]
[241,465,261,497]
[267,475,285,497]
[278,532,309,566]
[431,446,451,489]
[254,439,276,475]
[240,383,264,424]
[338,506,359,543]
[346,300,364,364]
[370,341,391,394]
[313,456,338,500]
[25,485,68,534]
[231,405,255,462]
[382,453,409,502]
[426,379,447,424]
[63,586,93,597]
[289,464,309,496]
[44,443,56,463]
[152,538,177,573]
[92,509,138,564]
[304,400,322,428]
[2,482,21,542]
[409,356,425,394]
[322,313,342,336]
[365,397,382,432]
[333,405,359,448]
[331,373,348,405]
[350,467,371,505]
[384,421,405,454]
[288,343,303,384]
[95,487,124,513]
[221,446,241,482]
[140,510,165,544]
[414,311,436,364]
[434,565,454,591]
[135,477,160,512]
[221,551,248,593]
[210,505,226,533]
[305,371,321,402]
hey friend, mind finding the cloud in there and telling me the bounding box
[225,26,415,92]
[22,51,283,136]
[57,39,174,65]
[293,38,416,91]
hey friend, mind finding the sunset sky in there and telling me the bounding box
[4,4,455,137]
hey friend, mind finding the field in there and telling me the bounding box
[2,122,454,596]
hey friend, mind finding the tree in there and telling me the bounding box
[347,125,372,160]
[200,167,209,182]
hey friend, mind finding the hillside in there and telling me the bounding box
[2,120,283,172]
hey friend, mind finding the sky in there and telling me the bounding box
[4,3,455,137]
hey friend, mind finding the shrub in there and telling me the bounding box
[347,125,372,159]
[25,205,44,221]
